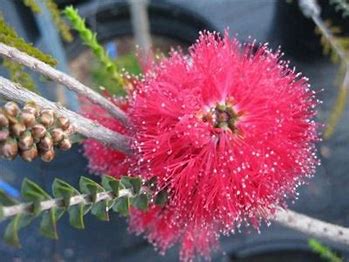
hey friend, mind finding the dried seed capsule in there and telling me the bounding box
[57,116,70,130]
[0,128,9,141]
[19,131,34,150]
[20,144,38,162]
[0,138,18,160]
[39,109,55,127]
[23,103,38,116]
[11,122,26,137]
[0,112,9,128]
[6,114,18,125]
[38,135,53,151]
[31,124,47,141]
[40,149,55,162]
[3,101,20,117]
[59,138,72,151]
[51,128,64,145]
[20,111,36,127]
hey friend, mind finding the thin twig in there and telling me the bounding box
[0,43,128,124]
[299,0,349,82]
[1,188,132,218]
[1,189,348,247]
[274,209,349,246]
[0,76,132,154]
[299,0,349,139]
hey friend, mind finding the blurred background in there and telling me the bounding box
[0,0,348,261]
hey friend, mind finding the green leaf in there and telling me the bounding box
[79,176,105,202]
[52,179,80,207]
[80,177,110,221]
[0,207,4,221]
[101,176,120,196]
[68,204,84,229]
[3,214,32,247]
[121,177,141,195]
[4,214,21,247]
[52,179,85,229]
[21,178,51,215]
[0,190,18,206]
[91,201,109,221]
[155,190,168,207]
[40,208,61,239]
[131,193,148,211]
[113,196,129,216]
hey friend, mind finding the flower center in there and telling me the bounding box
[201,101,241,133]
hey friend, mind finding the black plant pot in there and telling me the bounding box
[65,0,216,59]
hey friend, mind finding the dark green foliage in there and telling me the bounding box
[44,0,73,42]
[2,59,37,92]
[91,53,141,96]
[22,0,41,13]
[0,175,166,247]
[0,15,57,66]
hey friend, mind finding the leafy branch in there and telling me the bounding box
[63,6,126,95]
[299,0,349,139]
[0,175,154,247]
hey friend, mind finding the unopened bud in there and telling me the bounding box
[39,111,55,127]
[11,122,26,137]
[19,131,34,150]
[57,116,70,130]
[59,138,72,151]
[0,128,9,141]
[40,149,55,162]
[20,111,36,127]
[4,102,20,117]
[0,138,18,159]
[31,124,47,141]
[23,103,38,116]
[20,144,38,162]
[38,135,53,151]
[51,128,64,144]
[0,112,9,128]
[40,113,54,127]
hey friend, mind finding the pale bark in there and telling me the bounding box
[0,76,132,154]
[0,43,128,124]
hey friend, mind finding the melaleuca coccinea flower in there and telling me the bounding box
[125,32,319,261]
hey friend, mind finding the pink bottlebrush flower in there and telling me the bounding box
[81,96,128,177]
[125,32,319,261]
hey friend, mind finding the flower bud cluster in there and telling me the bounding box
[0,101,72,162]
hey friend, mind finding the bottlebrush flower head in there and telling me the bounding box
[125,32,320,261]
